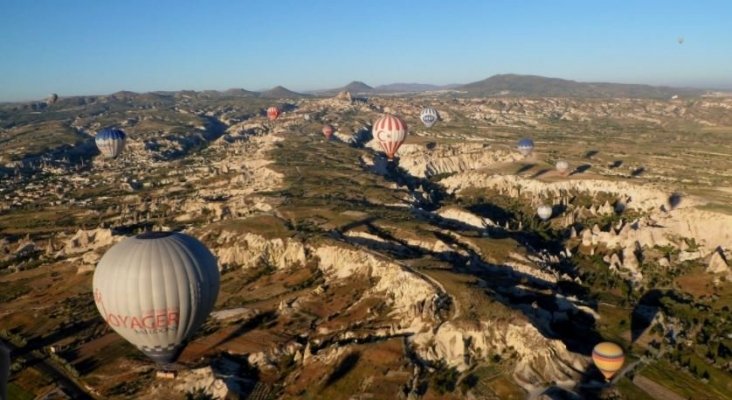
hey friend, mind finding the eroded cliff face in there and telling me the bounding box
[442,172,732,267]
[202,237,592,395]
[314,245,438,322]
[412,321,586,390]
[212,231,307,270]
[395,142,521,178]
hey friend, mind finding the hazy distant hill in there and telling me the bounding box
[459,74,704,99]
[342,81,374,93]
[259,86,310,99]
[373,83,462,93]
[221,88,259,97]
[314,81,374,96]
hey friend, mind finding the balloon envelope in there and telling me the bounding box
[592,342,625,381]
[267,106,281,121]
[322,124,335,139]
[517,138,534,156]
[420,107,439,128]
[93,231,220,365]
[556,160,570,174]
[373,114,408,160]
[95,128,127,158]
[537,205,552,221]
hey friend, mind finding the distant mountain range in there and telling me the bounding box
[457,74,704,99]
[307,75,705,98]
[310,81,459,96]
[11,74,714,104]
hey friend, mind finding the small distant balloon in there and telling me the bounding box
[47,93,58,105]
[517,138,534,157]
[668,192,682,210]
[677,37,684,44]
[267,106,281,121]
[556,160,570,175]
[537,204,552,221]
[95,128,127,159]
[420,107,439,128]
[322,124,335,140]
[373,114,408,160]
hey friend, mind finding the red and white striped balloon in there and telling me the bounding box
[267,106,281,121]
[373,114,408,160]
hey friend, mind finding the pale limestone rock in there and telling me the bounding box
[215,232,306,270]
[173,367,231,399]
[707,249,729,274]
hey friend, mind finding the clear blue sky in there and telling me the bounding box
[1,0,730,101]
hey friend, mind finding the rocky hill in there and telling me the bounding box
[459,74,705,99]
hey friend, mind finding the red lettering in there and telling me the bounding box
[105,309,180,330]
[107,314,120,327]
[156,313,167,327]
[130,317,143,330]
[142,315,156,329]
[168,312,179,326]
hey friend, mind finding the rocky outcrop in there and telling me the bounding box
[412,321,585,392]
[57,228,118,257]
[314,245,438,321]
[707,248,730,274]
[443,173,732,255]
[214,231,306,270]
[396,143,520,178]
[172,366,231,399]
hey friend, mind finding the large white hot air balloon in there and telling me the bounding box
[420,107,439,128]
[93,231,220,365]
[537,205,553,221]
[373,114,408,160]
[95,128,127,159]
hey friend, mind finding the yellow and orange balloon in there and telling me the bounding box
[592,342,625,381]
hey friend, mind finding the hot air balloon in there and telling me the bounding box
[322,124,335,140]
[677,37,684,44]
[420,107,439,128]
[517,138,534,157]
[592,342,625,381]
[537,205,552,221]
[93,231,220,366]
[556,160,570,175]
[95,128,127,159]
[267,106,281,121]
[668,192,682,210]
[47,93,58,105]
[373,114,408,160]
